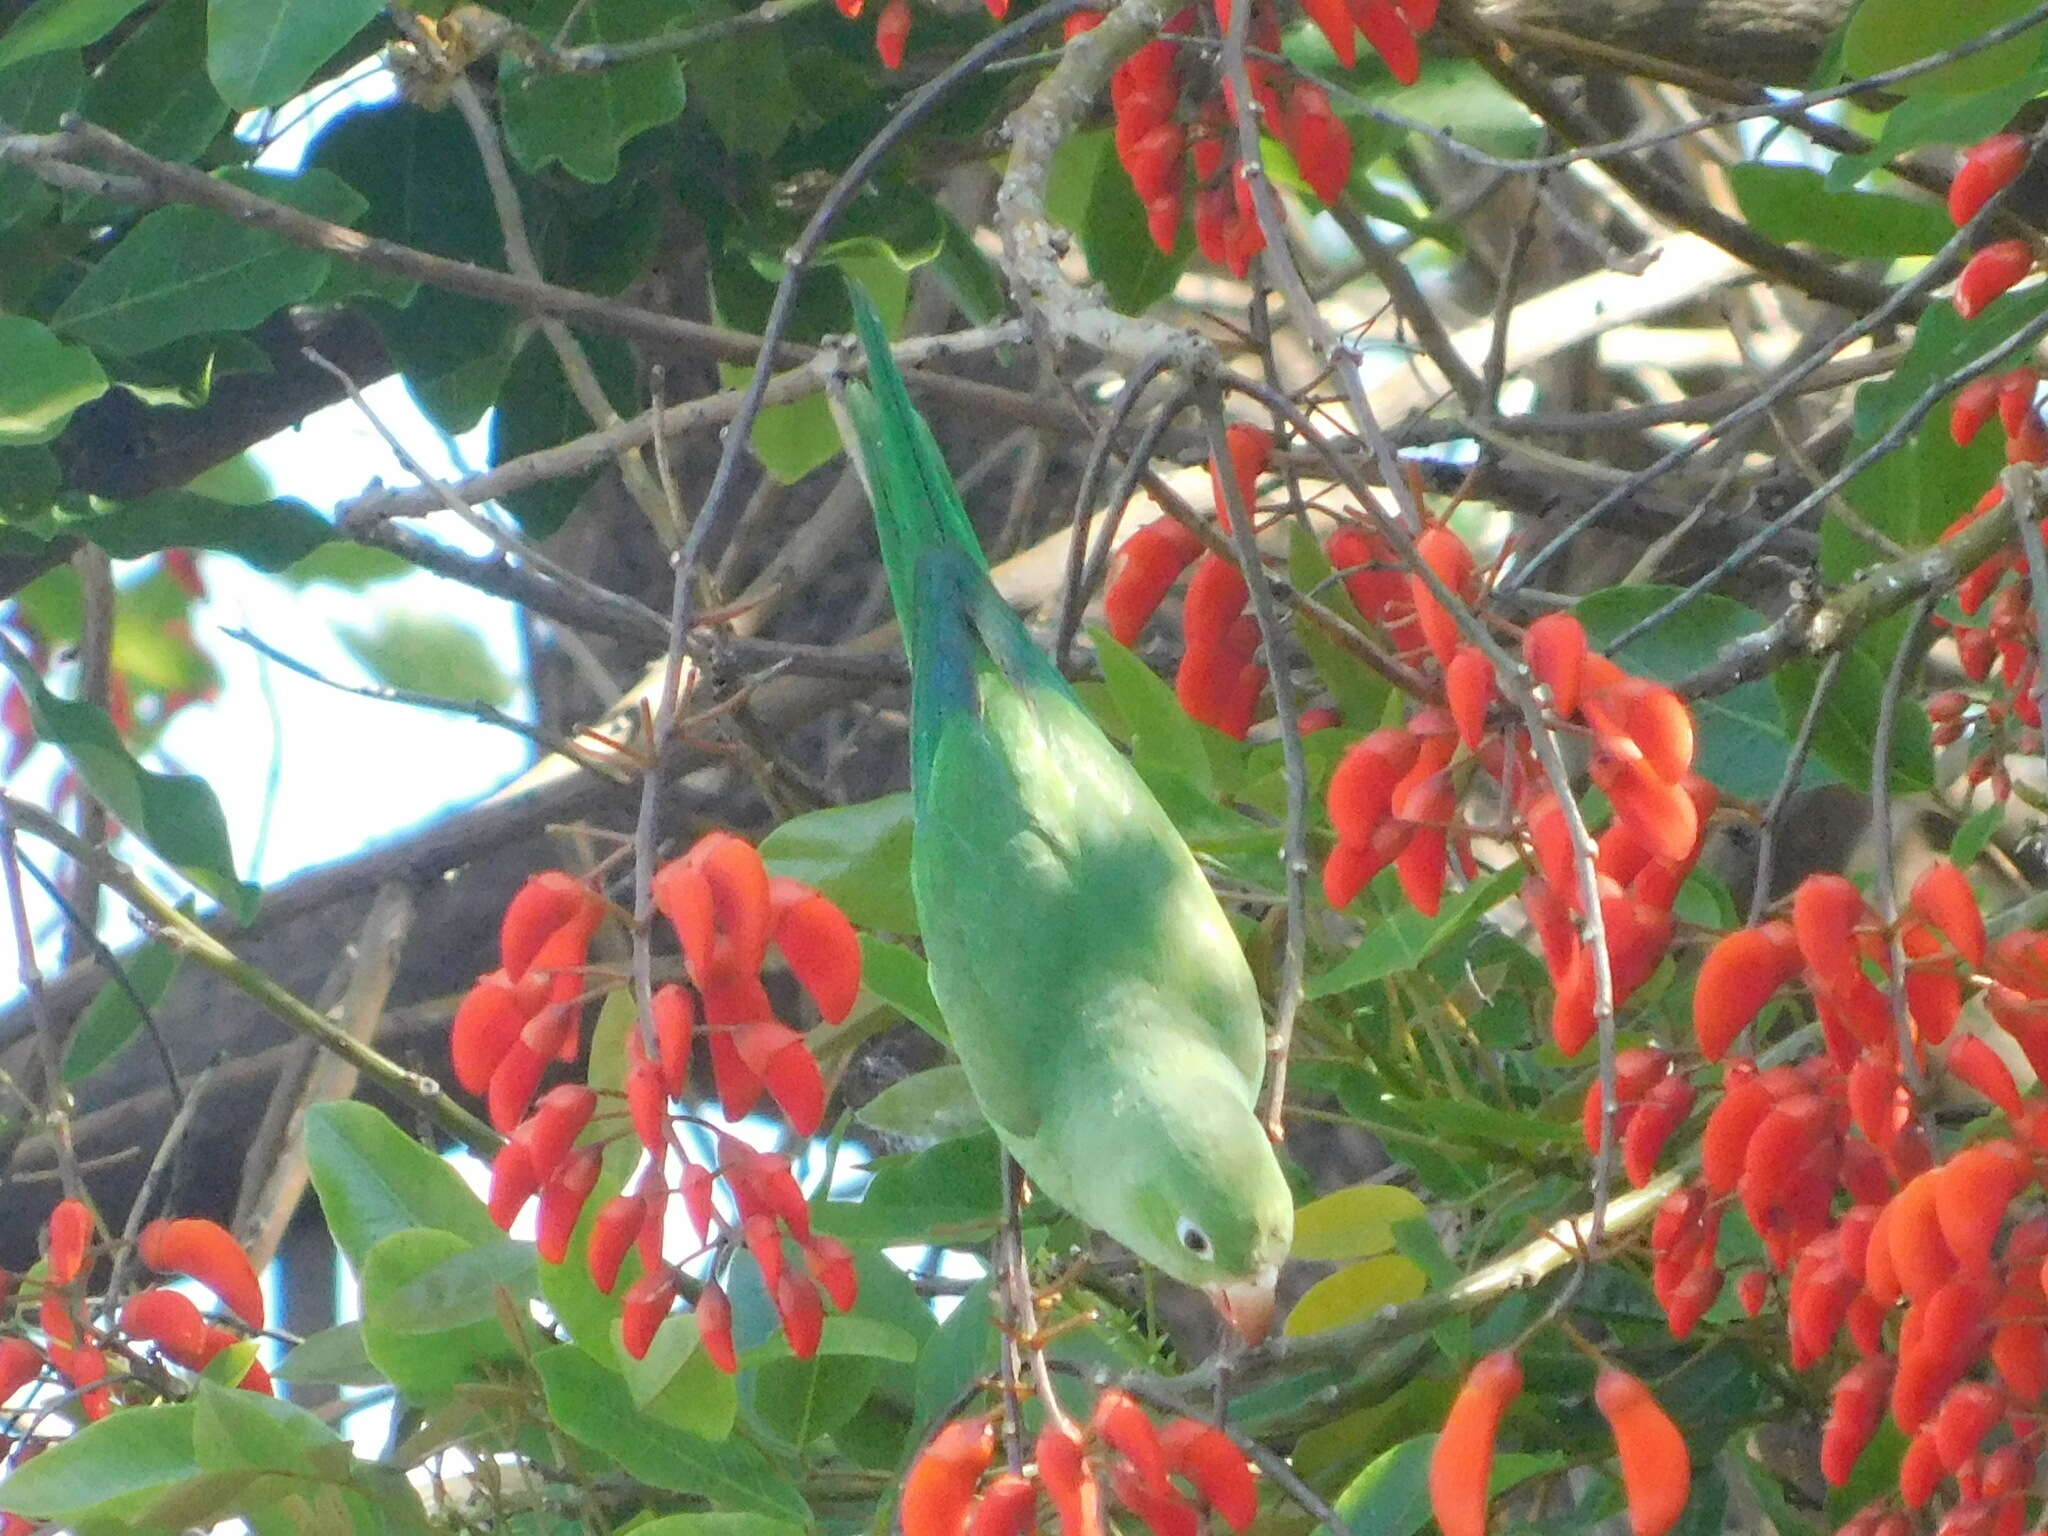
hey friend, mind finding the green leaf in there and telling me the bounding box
[272,1322,384,1388]
[191,1381,348,1478]
[1951,802,2005,868]
[205,0,383,108]
[535,1345,811,1523]
[0,315,108,445]
[1575,584,1791,799]
[48,169,365,355]
[1045,129,1187,315]
[79,0,228,165]
[361,1228,525,1402]
[1775,634,1933,793]
[1283,1254,1427,1337]
[302,1101,499,1269]
[1829,65,2048,187]
[623,1312,740,1441]
[63,940,178,1082]
[1309,865,1524,998]
[305,102,513,433]
[374,1235,538,1333]
[1727,162,1950,259]
[930,205,1006,326]
[630,1518,806,1536]
[1093,629,1215,797]
[0,646,248,912]
[856,1064,986,1141]
[1291,1183,1428,1263]
[1840,0,2046,96]
[818,1133,1004,1245]
[0,1402,199,1522]
[1326,1434,1558,1536]
[687,27,800,159]
[337,610,515,708]
[489,334,639,538]
[760,793,918,933]
[0,50,82,235]
[502,0,686,183]
[0,0,149,69]
[855,937,944,1038]
[912,1278,998,1427]
[282,541,410,590]
[75,491,333,571]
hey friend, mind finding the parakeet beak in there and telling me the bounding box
[1208,1269,1279,1346]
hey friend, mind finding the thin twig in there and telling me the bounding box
[1746,649,1846,926]
[1872,597,1939,1094]
[1200,389,1311,1144]
[0,801,81,1197]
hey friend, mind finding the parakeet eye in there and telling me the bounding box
[1177,1218,1211,1257]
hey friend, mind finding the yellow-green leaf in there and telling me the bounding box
[1284,1254,1428,1337]
[1291,1184,1428,1263]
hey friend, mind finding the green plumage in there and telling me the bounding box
[839,291,1293,1311]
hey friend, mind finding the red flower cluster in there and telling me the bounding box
[1599,853,2048,1532]
[1104,0,1390,269]
[1927,471,2048,804]
[1320,583,1707,1057]
[1949,135,2037,319]
[1432,1352,1689,1536]
[3,1204,273,1445]
[1105,425,1276,739]
[904,1393,1258,1536]
[1297,0,1434,82]
[472,833,864,1371]
[832,0,1008,72]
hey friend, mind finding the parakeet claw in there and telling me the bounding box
[1208,1269,1279,1346]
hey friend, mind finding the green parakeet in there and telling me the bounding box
[837,290,1294,1342]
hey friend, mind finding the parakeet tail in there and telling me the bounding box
[841,285,991,655]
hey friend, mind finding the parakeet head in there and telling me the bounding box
[1109,1081,1295,1345]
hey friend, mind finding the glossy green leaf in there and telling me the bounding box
[190,1381,349,1478]
[1283,1253,1428,1337]
[631,1517,807,1536]
[206,0,383,108]
[1840,0,2045,96]
[48,169,365,355]
[1291,1183,1428,1263]
[0,315,108,445]
[1094,628,1215,797]
[360,1227,525,1401]
[337,610,516,708]
[1728,163,1950,259]
[80,0,227,165]
[501,0,686,182]
[818,1133,1004,1245]
[623,1311,740,1441]
[536,1344,811,1522]
[856,1063,986,1141]
[1951,802,2005,868]
[0,645,248,912]
[1045,129,1187,315]
[858,937,944,1038]
[1575,584,1791,799]
[0,50,82,235]
[305,102,513,433]
[0,0,148,69]
[687,29,800,159]
[761,793,918,933]
[302,1101,500,1269]
[76,491,333,570]
[374,1235,538,1333]
[1775,633,1933,793]
[1309,865,1524,997]
[63,940,179,1083]
[272,1322,384,1388]
[489,333,638,537]
[1325,1434,1558,1536]
[0,1402,199,1521]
